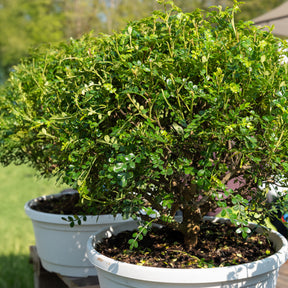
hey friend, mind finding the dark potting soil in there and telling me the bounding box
[96,221,275,268]
[30,192,88,214]
[30,192,111,215]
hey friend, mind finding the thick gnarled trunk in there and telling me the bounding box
[180,207,202,250]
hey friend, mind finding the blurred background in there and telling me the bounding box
[0,0,286,83]
[0,0,286,287]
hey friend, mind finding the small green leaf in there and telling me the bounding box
[120,175,128,187]
[202,55,208,63]
[129,161,135,169]
[260,55,266,63]
[197,170,205,177]
[128,26,133,35]
[166,167,173,176]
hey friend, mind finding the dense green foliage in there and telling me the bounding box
[1,1,288,248]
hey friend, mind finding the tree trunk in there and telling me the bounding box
[180,206,202,250]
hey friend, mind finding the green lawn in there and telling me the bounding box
[0,164,66,288]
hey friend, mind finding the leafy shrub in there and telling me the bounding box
[1,0,288,248]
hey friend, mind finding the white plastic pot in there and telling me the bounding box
[259,176,288,203]
[87,217,288,288]
[25,190,134,277]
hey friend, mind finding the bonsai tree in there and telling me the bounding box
[1,0,288,249]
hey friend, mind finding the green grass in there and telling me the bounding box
[0,164,67,288]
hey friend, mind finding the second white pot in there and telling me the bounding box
[25,190,134,277]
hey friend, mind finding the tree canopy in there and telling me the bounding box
[2,2,288,248]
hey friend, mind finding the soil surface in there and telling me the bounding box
[30,192,88,214]
[96,221,275,268]
[30,191,111,215]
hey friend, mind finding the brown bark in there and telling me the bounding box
[180,206,202,250]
